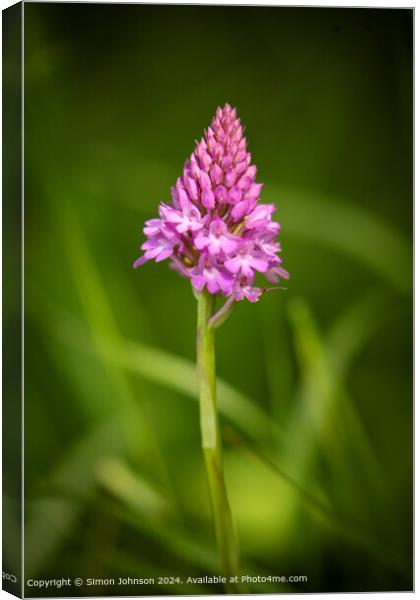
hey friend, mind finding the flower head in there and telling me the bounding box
[134,103,288,301]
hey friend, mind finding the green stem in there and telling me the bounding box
[196,291,241,593]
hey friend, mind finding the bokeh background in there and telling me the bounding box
[20,4,413,595]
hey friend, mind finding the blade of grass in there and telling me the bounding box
[327,291,409,373]
[98,461,293,594]
[286,296,382,490]
[35,286,286,450]
[257,297,294,445]
[95,457,170,519]
[51,307,395,556]
[28,279,408,570]
[24,418,124,576]
[43,300,335,517]
[227,428,408,577]
[47,187,180,504]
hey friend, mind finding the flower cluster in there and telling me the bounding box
[134,104,288,302]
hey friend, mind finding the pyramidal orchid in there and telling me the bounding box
[134,104,288,591]
[134,103,288,303]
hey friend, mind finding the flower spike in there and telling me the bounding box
[134,103,288,300]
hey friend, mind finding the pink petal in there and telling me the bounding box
[194,233,209,250]
[245,182,263,202]
[250,257,269,272]
[210,163,222,185]
[189,221,203,232]
[221,156,232,170]
[244,165,257,180]
[217,270,234,294]
[215,186,228,204]
[235,160,248,177]
[202,187,215,210]
[245,287,262,302]
[228,187,242,205]
[143,219,162,236]
[221,238,238,254]
[144,247,162,259]
[185,177,198,200]
[225,257,240,274]
[199,171,211,190]
[191,275,206,292]
[231,200,250,221]
[177,187,190,209]
[241,263,254,278]
[237,176,252,191]
[207,279,219,294]
[133,256,148,268]
[156,247,173,262]
[213,143,224,161]
[225,170,237,187]
[198,150,212,171]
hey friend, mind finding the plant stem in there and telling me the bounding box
[196,290,241,593]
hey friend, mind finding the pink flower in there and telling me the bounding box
[134,235,175,266]
[233,276,263,302]
[134,103,288,302]
[195,218,239,257]
[191,256,234,295]
[245,204,279,233]
[225,242,269,278]
[159,203,203,234]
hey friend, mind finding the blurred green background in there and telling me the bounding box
[20,4,412,595]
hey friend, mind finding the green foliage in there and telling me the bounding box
[22,4,412,594]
